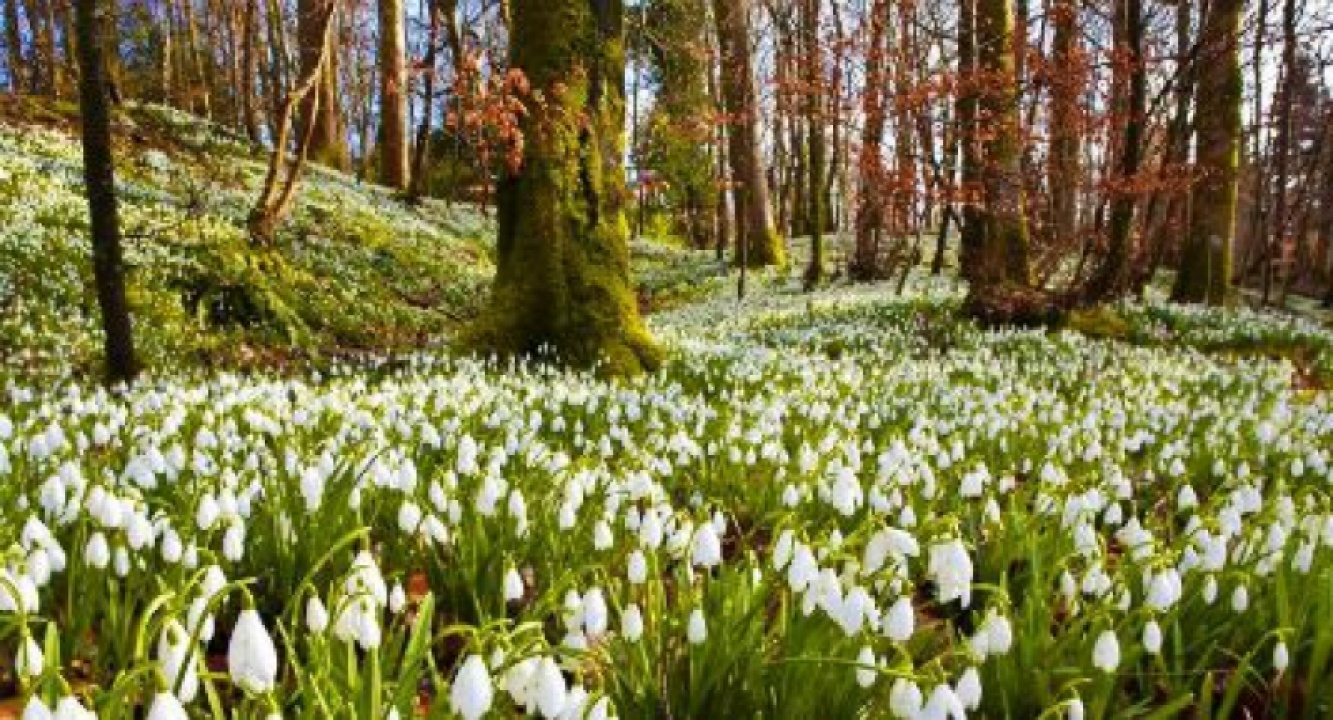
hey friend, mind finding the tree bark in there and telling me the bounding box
[1047,0,1081,247]
[298,0,349,170]
[1172,0,1242,305]
[801,0,825,289]
[4,0,23,92]
[75,0,137,384]
[850,0,889,282]
[711,0,785,267]
[646,0,716,250]
[468,0,662,376]
[1085,0,1144,300]
[248,0,338,243]
[378,0,409,189]
[966,0,1033,295]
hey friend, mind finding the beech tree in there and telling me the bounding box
[298,0,349,170]
[468,0,662,375]
[378,0,409,189]
[712,0,785,268]
[1173,0,1243,304]
[75,0,137,384]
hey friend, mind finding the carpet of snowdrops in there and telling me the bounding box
[4,267,1333,720]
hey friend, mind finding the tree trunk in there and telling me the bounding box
[711,0,784,268]
[1047,0,1080,247]
[1085,0,1144,300]
[408,0,443,201]
[240,0,262,141]
[966,0,1033,298]
[248,0,338,243]
[468,0,662,376]
[4,0,23,92]
[75,0,137,384]
[298,0,348,170]
[850,0,889,282]
[1267,0,1296,305]
[647,0,716,250]
[378,0,409,189]
[1172,0,1242,305]
[801,0,824,290]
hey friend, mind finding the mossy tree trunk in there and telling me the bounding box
[76,0,137,384]
[469,0,662,376]
[646,0,716,250]
[711,0,785,268]
[298,0,348,171]
[1172,0,1241,305]
[377,0,409,190]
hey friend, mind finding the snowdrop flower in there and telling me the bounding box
[855,645,877,688]
[16,635,43,679]
[398,502,422,534]
[388,583,407,614]
[1274,640,1290,674]
[688,607,707,644]
[928,539,973,607]
[884,596,915,642]
[1092,630,1120,673]
[222,522,245,562]
[504,567,525,602]
[923,683,966,720]
[627,550,648,585]
[52,697,96,720]
[1066,696,1085,720]
[21,696,50,720]
[228,609,278,693]
[622,603,644,642]
[889,678,924,718]
[1142,620,1163,655]
[955,667,982,710]
[451,655,493,720]
[582,588,609,638]
[533,657,568,719]
[158,620,200,702]
[1232,585,1250,613]
[691,522,722,568]
[306,596,329,634]
[85,533,110,569]
[145,693,189,720]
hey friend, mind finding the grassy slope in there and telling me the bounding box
[0,98,494,375]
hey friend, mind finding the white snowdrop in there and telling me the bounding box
[1092,630,1120,673]
[450,655,494,720]
[227,609,278,694]
[688,607,708,644]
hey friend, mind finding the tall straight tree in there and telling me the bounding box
[850,0,890,281]
[298,0,348,170]
[378,0,409,189]
[1172,0,1242,304]
[1047,0,1082,247]
[75,0,137,384]
[963,0,1035,317]
[711,0,785,268]
[801,0,825,289]
[469,0,662,375]
[3,0,23,92]
[645,0,716,251]
[1086,0,1145,299]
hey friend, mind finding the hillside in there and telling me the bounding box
[0,99,496,374]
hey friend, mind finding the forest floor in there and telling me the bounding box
[4,104,1333,718]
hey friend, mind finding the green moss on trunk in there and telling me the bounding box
[467,0,662,376]
[1172,0,1241,305]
